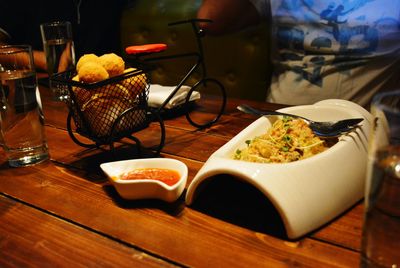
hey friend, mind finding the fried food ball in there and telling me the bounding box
[81,98,122,137]
[120,67,148,97]
[78,62,109,83]
[99,53,125,77]
[82,97,145,137]
[76,54,99,71]
[90,83,132,100]
[72,74,81,93]
[71,74,92,107]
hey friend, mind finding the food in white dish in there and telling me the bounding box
[233,116,331,163]
[116,167,181,186]
[186,99,373,239]
[101,158,188,202]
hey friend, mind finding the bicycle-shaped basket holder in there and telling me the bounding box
[125,18,227,129]
[51,65,166,156]
[51,18,226,157]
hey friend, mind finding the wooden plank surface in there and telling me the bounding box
[0,196,177,268]
[0,157,360,267]
[0,87,363,267]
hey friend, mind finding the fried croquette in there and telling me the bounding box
[82,97,140,137]
[76,54,100,71]
[78,62,109,83]
[90,84,132,100]
[99,53,125,77]
[120,67,147,97]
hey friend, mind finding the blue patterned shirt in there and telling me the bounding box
[250,0,400,106]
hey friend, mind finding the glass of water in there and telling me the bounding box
[360,90,400,267]
[40,21,76,100]
[0,45,50,167]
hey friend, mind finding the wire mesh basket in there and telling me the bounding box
[51,67,152,145]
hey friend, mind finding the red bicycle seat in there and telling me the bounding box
[125,43,168,55]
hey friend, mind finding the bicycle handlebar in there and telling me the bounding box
[168,18,212,27]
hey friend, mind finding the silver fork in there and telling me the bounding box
[237,104,363,138]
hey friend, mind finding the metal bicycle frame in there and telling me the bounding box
[128,18,226,125]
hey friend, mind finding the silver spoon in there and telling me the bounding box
[237,104,363,138]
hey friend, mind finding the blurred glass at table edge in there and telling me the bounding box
[0,45,49,167]
[40,21,76,100]
[360,90,400,268]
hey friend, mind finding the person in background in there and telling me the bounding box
[198,0,400,107]
[0,0,130,71]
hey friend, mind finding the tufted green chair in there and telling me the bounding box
[120,0,271,101]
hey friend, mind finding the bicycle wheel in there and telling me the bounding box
[67,111,98,148]
[111,108,165,157]
[185,78,227,129]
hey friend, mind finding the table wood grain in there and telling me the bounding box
[0,85,363,267]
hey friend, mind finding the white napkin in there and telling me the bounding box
[148,84,201,109]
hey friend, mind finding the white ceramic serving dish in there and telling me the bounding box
[101,158,188,202]
[185,99,373,239]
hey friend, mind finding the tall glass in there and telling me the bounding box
[360,90,400,267]
[40,21,75,100]
[0,45,49,167]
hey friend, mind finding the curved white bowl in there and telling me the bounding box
[101,158,188,202]
[185,99,372,239]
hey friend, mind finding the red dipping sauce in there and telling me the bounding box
[119,168,180,186]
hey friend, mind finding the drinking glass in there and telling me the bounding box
[360,90,400,267]
[0,45,49,167]
[40,21,76,100]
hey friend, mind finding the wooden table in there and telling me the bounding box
[0,85,364,267]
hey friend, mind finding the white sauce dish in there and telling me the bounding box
[101,158,188,202]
